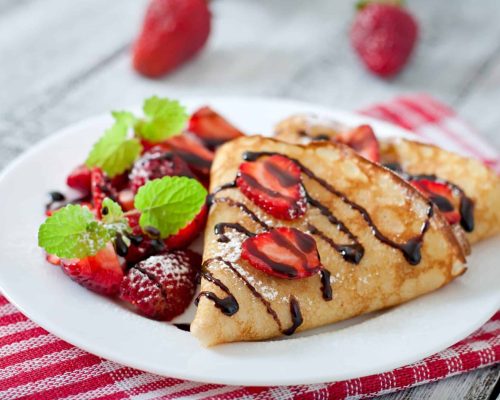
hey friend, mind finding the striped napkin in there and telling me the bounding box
[0,94,498,400]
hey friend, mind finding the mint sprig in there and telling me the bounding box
[134,176,207,239]
[85,115,142,178]
[38,204,112,259]
[84,96,188,177]
[135,96,188,143]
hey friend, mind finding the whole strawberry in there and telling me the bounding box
[350,1,418,77]
[133,0,211,78]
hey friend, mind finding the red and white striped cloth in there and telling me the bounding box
[0,94,499,400]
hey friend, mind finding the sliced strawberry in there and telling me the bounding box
[164,204,208,249]
[118,189,135,211]
[129,147,194,193]
[336,125,380,163]
[188,106,244,149]
[164,133,214,183]
[91,168,118,218]
[60,244,124,295]
[120,250,201,320]
[236,154,307,220]
[46,254,61,266]
[67,165,92,194]
[411,179,461,225]
[241,227,322,279]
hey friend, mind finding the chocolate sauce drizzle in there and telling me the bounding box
[307,223,363,265]
[173,323,191,332]
[384,164,475,233]
[282,296,303,335]
[320,269,333,301]
[45,191,89,213]
[214,222,256,243]
[195,257,282,330]
[210,196,270,230]
[244,151,433,265]
[195,267,239,316]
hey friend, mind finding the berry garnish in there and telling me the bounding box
[91,168,118,218]
[85,97,189,178]
[132,0,211,78]
[236,154,307,220]
[336,124,380,162]
[241,227,322,279]
[188,106,244,149]
[164,204,208,249]
[411,179,461,225]
[162,133,214,183]
[86,114,143,178]
[350,1,418,77]
[134,176,207,239]
[120,250,201,320]
[67,165,92,194]
[129,147,194,193]
[60,243,124,295]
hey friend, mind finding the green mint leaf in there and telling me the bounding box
[101,198,131,237]
[38,204,111,259]
[85,119,142,178]
[112,110,138,127]
[135,96,188,143]
[101,198,125,224]
[134,176,207,238]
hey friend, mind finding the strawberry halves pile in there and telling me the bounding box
[44,107,242,322]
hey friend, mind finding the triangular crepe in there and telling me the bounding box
[191,136,468,346]
[274,114,500,244]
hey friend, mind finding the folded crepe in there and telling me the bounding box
[191,136,468,346]
[274,114,500,244]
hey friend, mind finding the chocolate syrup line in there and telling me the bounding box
[204,257,283,330]
[195,267,239,316]
[320,270,333,301]
[173,323,191,332]
[45,192,89,212]
[384,164,475,233]
[282,296,303,335]
[214,222,256,243]
[243,151,433,265]
[210,196,270,230]
[307,223,364,265]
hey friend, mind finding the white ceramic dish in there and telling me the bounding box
[0,97,498,386]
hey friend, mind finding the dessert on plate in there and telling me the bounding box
[37,97,499,346]
[190,136,468,346]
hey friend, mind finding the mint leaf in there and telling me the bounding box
[85,119,142,178]
[101,198,125,224]
[101,198,131,238]
[134,176,207,238]
[38,204,111,259]
[112,111,138,127]
[135,96,188,143]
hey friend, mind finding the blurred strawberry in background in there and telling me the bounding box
[133,0,211,78]
[350,0,418,77]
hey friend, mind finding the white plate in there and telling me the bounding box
[0,97,498,386]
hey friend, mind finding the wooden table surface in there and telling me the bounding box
[0,0,499,398]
